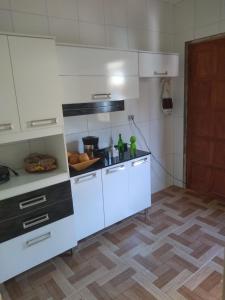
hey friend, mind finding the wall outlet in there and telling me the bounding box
[128,115,134,121]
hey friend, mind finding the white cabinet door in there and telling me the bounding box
[8,36,63,131]
[0,216,76,283]
[102,163,129,227]
[57,46,138,76]
[139,52,179,77]
[0,35,20,135]
[61,76,139,103]
[71,170,105,241]
[128,155,151,216]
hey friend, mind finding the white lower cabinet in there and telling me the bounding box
[71,170,105,241]
[102,163,129,227]
[127,156,151,216]
[0,216,76,283]
[71,155,151,241]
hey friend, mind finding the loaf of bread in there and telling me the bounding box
[68,152,80,164]
[79,153,90,162]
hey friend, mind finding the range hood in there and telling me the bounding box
[63,100,124,117]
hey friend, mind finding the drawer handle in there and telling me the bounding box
[0,123,13,131]
[92,93,111,100]
[23,214,49,229]
[132,158,148,167]
[75,173,96,183]
[107,165,125,174]
[26,232,51,248]
[154,71,168,76]
[30,118,57,127]
[19,195,47,210]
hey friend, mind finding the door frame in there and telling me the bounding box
[183,33,225,188]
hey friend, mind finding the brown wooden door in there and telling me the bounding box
[187,38,225,197]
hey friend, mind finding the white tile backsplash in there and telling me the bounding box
[78,0,105,24]
[11,0,47,15]
[12,12,49,35]
[105,25,128,49]
[47,0,78,19]
[0,10,13,31]
[49,17,79,43]
[79,22,106,46]
[104,0,128,27]
[0,0,10,9]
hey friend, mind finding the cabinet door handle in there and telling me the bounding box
[22,214,49,229]
[0,123,13,131]
[92,93,111,100]
[19,195,47,210]
[132,158,148,167]
[75,173,96,183]
[153,71,168,76]
[107,165,125,174]
[26,232,51,248]
[30,118,57,127]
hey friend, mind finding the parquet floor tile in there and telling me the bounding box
[1,186,224,300]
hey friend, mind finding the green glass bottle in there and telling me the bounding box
[130,136,137,157]
[117,133,125,155]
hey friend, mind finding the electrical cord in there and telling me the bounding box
[129,117,186,185]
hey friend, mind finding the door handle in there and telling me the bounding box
[75,173,96,183]
[19,195,47,210]
[26,232,51,247]
[0,123,13,131]
[22,214,49,229]
[106,165,125,174]
[29,118,57,127]
[132,158,148,167]
[92,93,111,100]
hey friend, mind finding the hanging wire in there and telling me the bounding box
[130,117,186,185]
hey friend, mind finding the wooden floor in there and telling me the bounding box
[1,186,225,300]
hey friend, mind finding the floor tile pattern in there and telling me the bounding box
[1,186,224,299]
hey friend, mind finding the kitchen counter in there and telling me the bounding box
[69,149,150,177]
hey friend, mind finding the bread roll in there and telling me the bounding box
[79,153,90,162]
[69,152,80,164]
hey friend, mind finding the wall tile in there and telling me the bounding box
[88,128,112,148]
[174,0,194,33]
[127,0,148,29]
[65,131,89,152]
[11,0,47,15]
[147,0,173,34]
[128,28,151,50]
[195,22,219,39]
[12,12,49,35]
[87,113,112,130]
[104,0,128,27]
[63,116,88,135]
[173,116,184,155]
[195,0,220,28]
[173,77,184,117]
[49,17,79,43]
[78,0,104,24]
[0,0,10,9]
[79,21,106,46]
[47,0,78,20]
[0,9,13,31]
[106,25,128,49]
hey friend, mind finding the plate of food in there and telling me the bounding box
[68,151,100,172]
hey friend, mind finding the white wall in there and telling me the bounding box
[0,0,176,193]
[173,0,225,187]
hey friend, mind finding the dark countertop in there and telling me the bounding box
[69,149,150,178]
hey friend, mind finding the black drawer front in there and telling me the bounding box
[0,181,72,222]
[0,199,74,243]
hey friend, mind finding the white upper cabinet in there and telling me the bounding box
[8,36,63,131]
[0,35,20,135]
[57,46,138,76]
[139,52,179,78]
[57,45,139,103]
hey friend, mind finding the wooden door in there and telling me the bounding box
[187,37,225,197]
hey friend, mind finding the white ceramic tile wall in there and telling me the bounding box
[0,0,177,193]
[173,0,225,187]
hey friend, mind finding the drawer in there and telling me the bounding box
[0,198,74,243]
[0,181,71,221]
[0,216,77,283]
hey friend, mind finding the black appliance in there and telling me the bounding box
[82,136,99,158]
[0,165,19,184]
